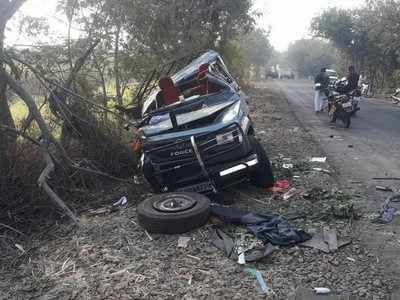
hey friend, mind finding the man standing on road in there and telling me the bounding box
[314,68,329,112]
[346,65,360,92]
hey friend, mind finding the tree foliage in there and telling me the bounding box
[285,39,338,78]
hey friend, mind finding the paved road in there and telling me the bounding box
[271,79,400,291]
[273,79,400,182]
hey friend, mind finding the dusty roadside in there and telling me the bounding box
[0,84,396,299]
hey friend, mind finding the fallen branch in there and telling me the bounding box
[38,141,79,225]
[0,222,26,236]
[1,69,78,225]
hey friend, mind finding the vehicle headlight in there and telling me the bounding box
[216,132,235,145]
[221,101,241,123]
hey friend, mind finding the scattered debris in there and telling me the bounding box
[300,228,351,253]
[243,268,272,295]
[310,157,327,163]
[282,163,293,169]
[186,254,201,261]
[312,167,331,174]
[349,180,363,184]
[144,230,153,241]
[314,287,331,294]
[211,227,278,262]
[283,188,300,201]
[274,179,290,189]
[346,257,356,262]
[134,175,140,185]
[290,126,300,133]
[113,196,128,206]
[323,228,338,252]
[376,186,394,192]
[15,244,25,253]
[373,193,400,224]
[86,207,110,216]
[372,177,400,181]
[329,203,360,219]
[237,247,246,265]
[257,130,266,135]
[178,236,191,248]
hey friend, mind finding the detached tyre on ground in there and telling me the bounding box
[248,136,275,188]
[137,192,210,234]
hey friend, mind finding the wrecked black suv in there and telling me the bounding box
[131,50,274,194]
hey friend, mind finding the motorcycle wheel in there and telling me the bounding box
[342,112,351,128]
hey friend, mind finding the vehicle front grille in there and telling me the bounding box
[197,124,243,161]
[147,124,244,175]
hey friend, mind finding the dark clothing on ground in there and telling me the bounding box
[211,205,311,246]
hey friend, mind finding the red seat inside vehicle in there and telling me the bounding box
[197,63,223,95]
[158,77,182,106]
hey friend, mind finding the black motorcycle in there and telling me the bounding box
[328,94,352,128]
[334,77,361,116]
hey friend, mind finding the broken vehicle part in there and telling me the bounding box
[211,227,278,262]
[137,192,210,234]
[300,228,351,253]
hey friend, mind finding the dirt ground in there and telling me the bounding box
[0,84,397,299]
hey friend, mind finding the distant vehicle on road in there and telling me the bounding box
[265,70,279,79]
[279,70,295,79]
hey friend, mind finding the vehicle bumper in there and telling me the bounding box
[175,153,258,193]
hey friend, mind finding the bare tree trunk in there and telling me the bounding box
[93,55,108,120]
[114,24,122,106]
[0,21,17,183]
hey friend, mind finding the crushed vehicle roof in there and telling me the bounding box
[172,50,220,84]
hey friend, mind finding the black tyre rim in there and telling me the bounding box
[153,194,197,213]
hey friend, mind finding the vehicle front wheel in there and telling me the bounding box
[248,136,274,188]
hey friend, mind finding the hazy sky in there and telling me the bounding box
[8,0,366,51]
[254,0,365,51]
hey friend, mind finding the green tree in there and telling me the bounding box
[239,28,272,79]
[285,39,338,78]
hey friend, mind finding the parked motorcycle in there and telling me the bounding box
[328,93,352,128]
[333,77,361,116]
[392,88,400,105]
